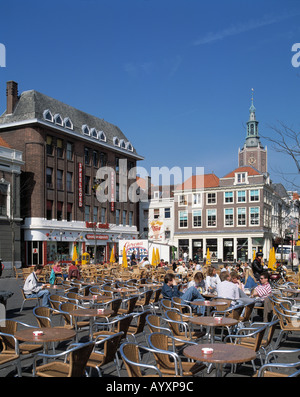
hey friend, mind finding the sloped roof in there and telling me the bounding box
[176,173,220,191]
[222,166,261,178]
[0,88,143,159]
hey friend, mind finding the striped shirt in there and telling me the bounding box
[255,282,272,300]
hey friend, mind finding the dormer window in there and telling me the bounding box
[113,137,120,147]
[54,114,63,126]
[235,172,248,185]
[99,131,106,142]
[82,125,90,136]
[64,117,73,130]
[120,139,126,149]
[126,142,133,151]
[43,109,53,122]
[91,128,98,139]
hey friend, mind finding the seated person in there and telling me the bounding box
[205,266,221,293]
[139,257,150,268]
[187,271,206,293]
[216,271,240,302]
[68,262,80,280]
[251,271,273,321]
[23,264,51,307]
[162,272,205,314]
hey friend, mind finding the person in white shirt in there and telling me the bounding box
[205,266,220,293]
[139,257,150,268]
[23,264,51,307]
[216,271,240,301]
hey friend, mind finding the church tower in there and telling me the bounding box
[238,89,267,173]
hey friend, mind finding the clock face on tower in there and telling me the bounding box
[248,156,256,165]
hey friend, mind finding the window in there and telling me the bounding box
[84,176,90,195]
[115,157,120,173]
[250,189,259,202]
[82,125,90,136]
[66,142,73,161]
[0,184,8,216]
[113,137,120,147]
[99,152,107,167]
[154,209,159,219]
[93,206,98,222]
[250,207,259,225]
[99,131,106,142]
[46,200,53,220]
[179,195,187,206]
[57,201,63,221]
[46,135,54,155]
[207,209,216,227]
[57,170,63,190]
[85,205,90,222]
[57,138,63,158]
[237,172,246,183]
[43,109,53,122]
[127,142,133,151]
[67,203,72,221]
[237,190,246,203]
[164,208,171,218]
[66,172,73,192]
[179,210,188,228]
[101,207,106,223]
[46,167,53,188]
[120,139,126,149]
[122,210,127,226]
[207,192,216,204]
[237,207,246,226]
[129,211,133,226]
[54,114,63,126]
[224,191,233,203]
[64,118,73,130]
[193,210,202,227]
[84,148,90,165]
[91,128,98,139]
[116,209,120,225]
[193,193,202,206]
[93,151,98,167]
[224,208,234,226]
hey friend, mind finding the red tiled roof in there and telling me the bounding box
[0,136,11,148]
[176,174,219,191]
[222,166,261,178]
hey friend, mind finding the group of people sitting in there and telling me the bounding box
[162,262,273,319]
[22,261,81,308]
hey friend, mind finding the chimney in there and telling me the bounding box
[6,81,18,114]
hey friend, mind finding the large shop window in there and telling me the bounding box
[206,239,217,262]
[223,238,234,262]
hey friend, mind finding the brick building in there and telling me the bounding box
[0,81,143,266]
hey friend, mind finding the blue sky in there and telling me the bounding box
[1,0,300,189]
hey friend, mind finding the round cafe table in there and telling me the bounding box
[15,327,76,363]
[190,300,229,316]
[69,308,113,339]
[184,343,256,377]
[188,316,238,343]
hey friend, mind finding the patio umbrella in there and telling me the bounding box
[206,248,211,265]
[151,247,156,267]
[252,250,256,261]
[110,246,115,263]
[156,248,160,266]
[268,247,276,271]
[122,246,128,268]
[72,245,78,265]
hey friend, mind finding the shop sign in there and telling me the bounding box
[85,234,109,240]
[110,170,115,212]
[78,162,83,207]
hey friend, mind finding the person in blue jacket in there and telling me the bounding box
[162,272,205,314]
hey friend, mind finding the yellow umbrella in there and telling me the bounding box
[268,247,276,271]
[72,245,78,265]
[252,250,256,261]
[110,246,115,263]
[151,247,156,267]
[122,246,128,268]
[156,248,160,266]
[206,248,211,265]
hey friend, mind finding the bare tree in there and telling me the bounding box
[261,121,300,189]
